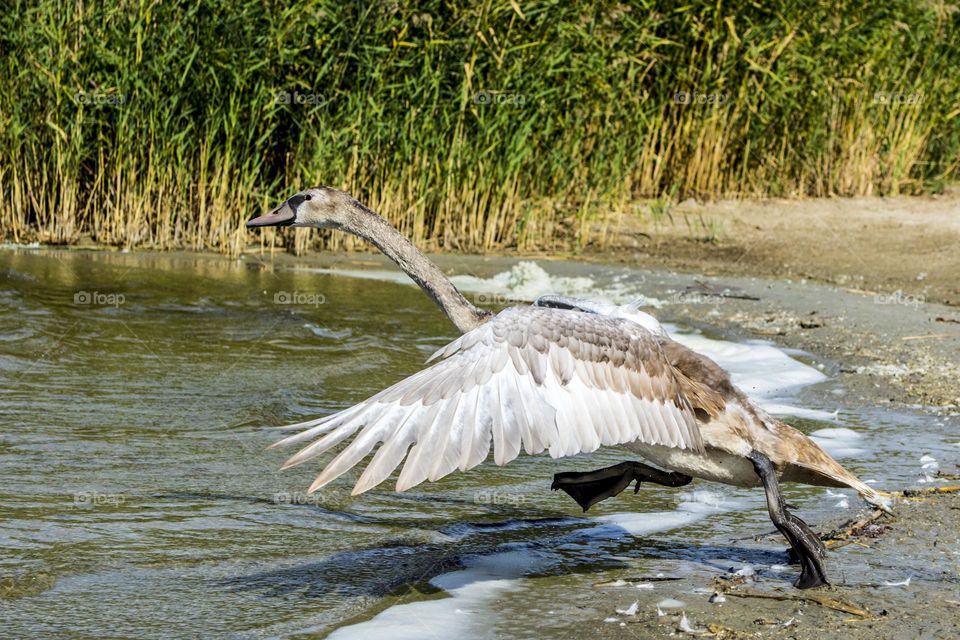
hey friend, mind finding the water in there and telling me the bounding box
[1,248,956,638]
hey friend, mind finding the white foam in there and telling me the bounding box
[591,490,733,537]
[657,598,686,609]
[455,261,667,308]
[451,262,605,303]
[327,550,550,640]
[296,267,417,287]
[809,428,866,458]
[760,403,840,422]
[920,455,938,472]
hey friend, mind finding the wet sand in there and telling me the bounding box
[574,488,960,640]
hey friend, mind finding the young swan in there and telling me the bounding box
[248,187,891,590]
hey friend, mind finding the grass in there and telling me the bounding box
[1,0,958,255]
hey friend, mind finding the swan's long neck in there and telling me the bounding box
[332,200,492,334]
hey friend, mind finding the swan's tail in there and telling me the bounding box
[778,422,894,514]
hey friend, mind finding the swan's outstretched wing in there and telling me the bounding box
[272,306,704,495]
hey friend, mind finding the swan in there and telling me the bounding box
[247,186,889,589]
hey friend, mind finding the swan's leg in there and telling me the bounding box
[749,451,828,589]
[551,461,692,512]
[787,528,827,563]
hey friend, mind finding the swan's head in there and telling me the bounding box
[246,186,356,229]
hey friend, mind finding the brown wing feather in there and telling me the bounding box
[658,337,729,419]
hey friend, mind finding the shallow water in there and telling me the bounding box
[1,249,956,639]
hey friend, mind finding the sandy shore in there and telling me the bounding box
[575,488,960,640]
[594,191,960,307]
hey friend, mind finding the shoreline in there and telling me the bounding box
[6,194,960,410]
[8,189,959,306]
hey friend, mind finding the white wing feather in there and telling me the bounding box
[272,306,703,495]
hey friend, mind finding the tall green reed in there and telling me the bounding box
[0,0,957,255]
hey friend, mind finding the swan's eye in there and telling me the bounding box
[286,193,311,210]
[304,194,312,201]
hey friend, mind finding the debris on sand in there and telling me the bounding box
[753,617,797,627]
[723,587,872,618]
[902,485,960,497]
[883,577,912,587]
[678,612,709,635]
[615,601,639,616]
[799,312,825,329]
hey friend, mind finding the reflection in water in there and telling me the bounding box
[0,248,953,638]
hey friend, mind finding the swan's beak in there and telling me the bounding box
[246,202,296,228]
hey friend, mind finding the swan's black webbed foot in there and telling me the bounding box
[551,461,692,512]
[749,451,828,589]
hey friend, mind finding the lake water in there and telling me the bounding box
[1,248,955,638]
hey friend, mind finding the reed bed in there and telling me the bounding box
[1,0,957,255]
